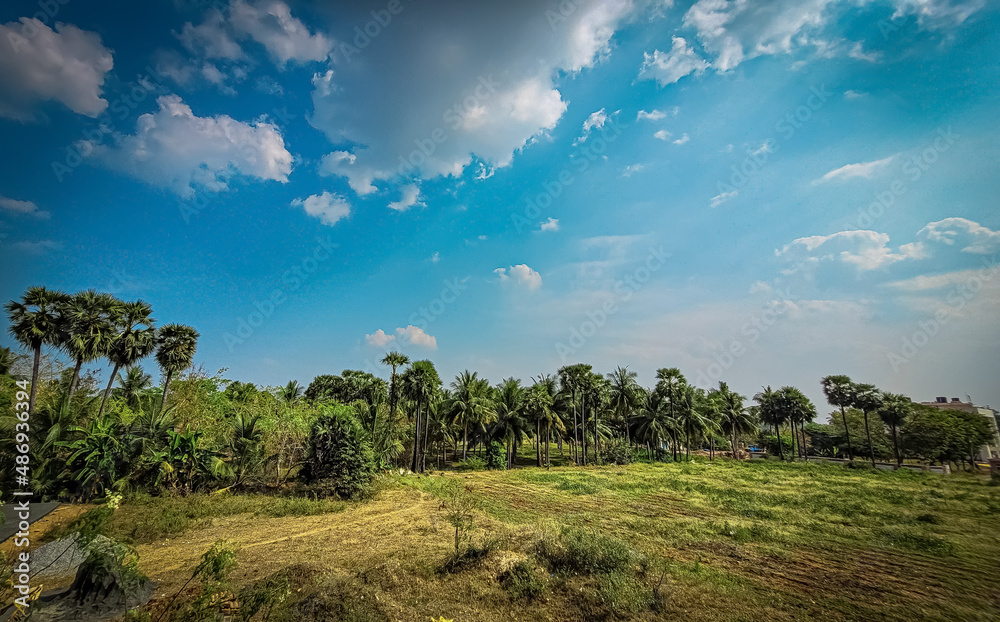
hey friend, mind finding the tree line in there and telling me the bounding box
[2,285,996,501]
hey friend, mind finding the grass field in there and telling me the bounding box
[79,454,1000,621]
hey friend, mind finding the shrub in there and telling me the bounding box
[485,441,507,470]
[536,527,639,576]
[300,405,375,499]
[598,441,634,466]
[501,561,545,600]
[454,457,486,472]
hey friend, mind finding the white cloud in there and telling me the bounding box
[639,36,709,86]
[311,1,657,195]
[10,240,61,255]
[395,325,437,349]
[844,89,866,99]
[0,18,114,120]
[653,129,672,141]
[778,230,926,271]
[387,184,422,212]
[887,268,990,292]
[637,109,666,121]
[429,251,441,263]
[365,329,395,347]
[575,108,611,144]
[291,191,350,226]
[539,217,560,232]
[814,155,896,184]
[87,95,292,198]
[710,190,737,208]
[229,0,334,66]
[621,163,648,177]
[0,195,49,219]
[890,0,987,28]
[177,9,244,60]
[495,264,542,290]
[673,133,690,145]
[916,217,1000,254]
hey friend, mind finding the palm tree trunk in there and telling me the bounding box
[411,404,421,472]
[892,424,901,467]
[463,419,469,460]
[581,394,587,466]
[160,370,174,411]
[775,423,784,460]
[421,401,431,473]
[862,410,876,466]
[27,346,41,417]
[67,357,84,401]
[840,405,854,461]
[536,417,542,467]
[98,362,122,418]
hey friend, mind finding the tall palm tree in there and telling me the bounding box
[655,368,686,460]
[5,286,71,417]
[755,386,785,460]
[118,365,153,410]
[878,392,912,467]
[381,351,410,439]
[632,390,674,460]
[400,360,439,472]
[777,386,816,460]
[63,290,122,401]
[851,382,884,467]
[491,378,528,468]
[155,323,200,410]
[710,382,755,459]
[676,386,716,459]
[821,374,855,461]
[99,300,156,418]
[447,371,495,460]
[532,374,564,465]
[607,366,640,444]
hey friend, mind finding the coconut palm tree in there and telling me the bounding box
[878,392,912,467]
[821,374,855,461]
[446,371,495,460]
[155,323,200,410]
[710,382,755,459]
[777,386,816,460]
[63,290,122,401]
[277,380,303,407]
[400,360,440,472]
[381,351,410,438]
[5,286,71,417]
[607,366,641,444]
[491,378,528,468]
[632,390,674,460]
[851,382,884,467]
[655,368,686,460]
[676,386,716,459]
[755,386,786,460]
[531,374,564,465]
[118,366,153,410]
[99,300,156,418]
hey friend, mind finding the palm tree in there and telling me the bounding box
[446,371,495,460]
[0,345,20,376]
[755,386,785,460]
[655,368,686,460]
[400,360,439,472]
[632,390,674,460]
[491,378,528,468]
[525,382,554,466]
[63,290,122,401]
[532,374,564,465]
[277,380,303,407]
[852,382,884,467]
[878,393,912,467]
[155,323,200,410]
[607,366,640,444]
[676,386,716,459]
[777,386,816,460]
[98,300,156,418]
[118,366,153,410]
[5,286,71,417]
[710,382,755,459]
[821,374,855,461]
[381,351,410,439]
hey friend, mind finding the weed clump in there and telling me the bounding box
[501,561,545,600]
[536,527,639,576]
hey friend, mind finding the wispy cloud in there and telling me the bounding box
[814,155,896,184]
[0,195,50,219]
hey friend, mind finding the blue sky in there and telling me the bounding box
[1,0,998,413]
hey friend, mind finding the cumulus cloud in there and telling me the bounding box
[0,195,49,219]
[653,129,672,141]
[915,217,1000,254]
[539,217,560,232]
[291,191,350,226]
[777,229,924,271]
[87,95,292,198]
[0,18,114,120]
[710,190,737,208]
[673,133,690,145]
[177,9,244,60]
[229,0,334,65]
[639,36,709,86]
[636,109,666,121]
[574,108,612,144]
[395,325,437,348]
[311,0,657,196]
[387,184,422,212]
[364,329,395,347]
[889,0,987,28]
[495,264,542,290]
[813,155,895,184]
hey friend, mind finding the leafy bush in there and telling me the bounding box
[485,441,507,470]
[598,441,634,466]
[300,405,375,499]
[536,527,639,576]
[454,457,486,472]
[501,561,545,599]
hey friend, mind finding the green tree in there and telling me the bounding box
[276,380,303,407]
[300,404,375,498]
[117,366,153,411]
[710,382,756,459]
[446,370,495,460]
[99,300,156,418]
[655,368,687,460]
[851,383,884,467]
[755,386,785,460]
[400,360,441,473]
[62,290,122,401]
[607,366,641,444]
[155,323,200,410]
[878,393,912,467]
[821,374,855,461]
[381,351,410,439]
[491,378,528,468]
[5,286,71,417]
